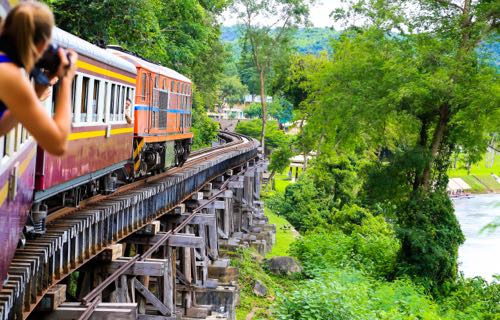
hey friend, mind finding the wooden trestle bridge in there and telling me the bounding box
[0,132,275,320]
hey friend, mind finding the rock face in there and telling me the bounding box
[265,256,302,276]
[252,280,267,297]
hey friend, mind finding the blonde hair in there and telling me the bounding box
[1,1,54,71]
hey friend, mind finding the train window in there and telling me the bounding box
[103,82,109,122]
[80,77,90,122]
[71,75,77,115]
[154,75,159,89]
[171,80,174,92]
[162,79,166,90]
[121,87,126,120]
[141,73,147,101]
[92,79,100,122]
[116,86,122,121]
[110,83,116,118]
[177,82,180,93]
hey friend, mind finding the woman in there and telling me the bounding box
[0,1,77,156]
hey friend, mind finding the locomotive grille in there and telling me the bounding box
[153,89,169,129]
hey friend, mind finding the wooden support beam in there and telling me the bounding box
[41,303,137,320]
[107,259,166,277]
[193,200,225,210]
[133,279,170,316]
[123,233,204,248]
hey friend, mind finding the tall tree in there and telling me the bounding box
[298,0,498,288]
[232,0,313,151]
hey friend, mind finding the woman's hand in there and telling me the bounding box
[34,76,58,101]
[55,48,78,80]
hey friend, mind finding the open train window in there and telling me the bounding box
[80,77,90,122]
[154,75,159,89]
[92,79,100,122]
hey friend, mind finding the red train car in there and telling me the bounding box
[29,29,137,233]
[108,48,193,177]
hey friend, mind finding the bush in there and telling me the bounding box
[275,268,446,320]
[396,191,465,292]
[290,205,400,278]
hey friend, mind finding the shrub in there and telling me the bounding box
[290,205,400,278]
[396,191,465,292]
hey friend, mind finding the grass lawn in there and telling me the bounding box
[265,208,298,258]
[448,153,500,193]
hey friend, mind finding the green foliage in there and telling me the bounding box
[275,268,448,320]
[243,103,262,119]
[219,75,248,107]
[440,276,500,320]
[191,96,219,150]
[236,119,290,150]
[269,155,361,231]
[396,191,465,292]
[46,0,231,109]
[268,146,293,175]
[290,205,400,278]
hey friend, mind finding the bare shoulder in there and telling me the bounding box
[0,63,32,99]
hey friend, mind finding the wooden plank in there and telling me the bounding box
[195,200,225,210]
[133,279,170,316]
[38,284,66,311]
[43,304,137,320]
[100,244,123,261]
[123,233,204,248]
[168,235,204,248]
[107,260,166,277]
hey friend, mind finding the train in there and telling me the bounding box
[0,3,193,287]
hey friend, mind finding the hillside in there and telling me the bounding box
[221,25,337,55]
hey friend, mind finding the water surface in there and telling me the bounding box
[454,193,500,281]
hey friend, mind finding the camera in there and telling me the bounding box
[30,44,71,85]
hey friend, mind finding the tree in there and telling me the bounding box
[298,0,499,289]
[218,76,248,108]
[232,0,313,151]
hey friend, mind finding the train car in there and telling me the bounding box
[29,29,137,233]
[0,0,38,287]
[108,48,193,177]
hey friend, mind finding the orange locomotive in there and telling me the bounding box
[108,47,193,177]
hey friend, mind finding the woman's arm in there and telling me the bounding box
[0,110,18,136]
[0,50,77,156]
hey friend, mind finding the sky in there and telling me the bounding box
[221,0,345,28]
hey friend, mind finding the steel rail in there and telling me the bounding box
[46,131,245,224]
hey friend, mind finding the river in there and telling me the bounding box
[454,193,500,281]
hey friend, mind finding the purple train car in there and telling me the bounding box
[0,1,38,287]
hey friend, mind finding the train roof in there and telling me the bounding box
[53,28,137,75]
[107,48,192,84]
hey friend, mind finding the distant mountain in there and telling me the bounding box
[221,26,337,55]
[222,26,499,68]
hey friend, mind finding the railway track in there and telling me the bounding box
[0,131,259,320]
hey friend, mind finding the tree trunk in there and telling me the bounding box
[421,105,449,190]
[413,120,429,191]
[259,69,267,153]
